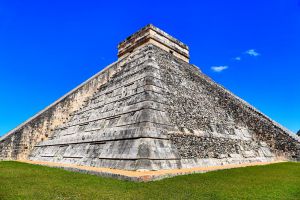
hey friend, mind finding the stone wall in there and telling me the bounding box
[169,134,272,159]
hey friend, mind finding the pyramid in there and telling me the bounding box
[1,25,299,173]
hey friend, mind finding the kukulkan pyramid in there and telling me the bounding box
[1,25,299,176]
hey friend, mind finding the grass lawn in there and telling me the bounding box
[0,161,300,200]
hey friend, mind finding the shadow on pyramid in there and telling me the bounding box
[1,25,299,179]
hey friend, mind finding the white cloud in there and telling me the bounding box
[234,57,241,61]
[211,66,228,72]
[245,49,260,57]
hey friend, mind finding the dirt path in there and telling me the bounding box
[17,160,286,182]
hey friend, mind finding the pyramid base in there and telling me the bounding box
[19,158,285,182]
[29,155,278,171]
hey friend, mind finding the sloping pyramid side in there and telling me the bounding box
[29,45,181,170]
[0,60,119,160]
[153,45,300,168]
[29,44,300,171]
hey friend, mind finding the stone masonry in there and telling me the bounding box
[1,24,299,173]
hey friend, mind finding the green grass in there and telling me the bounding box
[0,162,300,200]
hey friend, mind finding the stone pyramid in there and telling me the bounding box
[1,24,299,172]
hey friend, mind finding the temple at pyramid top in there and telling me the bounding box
[118,24,190,62]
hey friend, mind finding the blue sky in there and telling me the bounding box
[0,0,299,136]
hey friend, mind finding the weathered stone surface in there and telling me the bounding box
[1,24,299,172]
[118,24,189,62]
